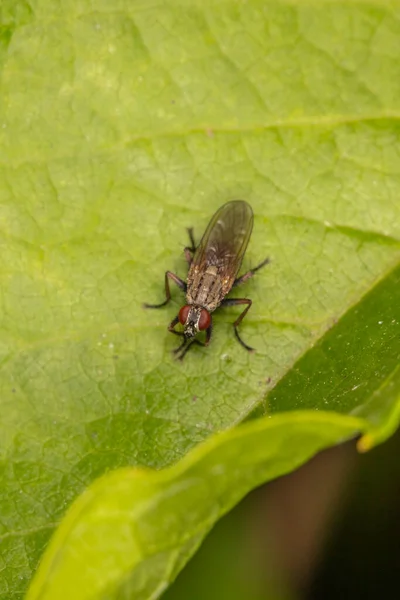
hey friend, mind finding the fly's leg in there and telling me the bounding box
[166,315,186,354]
[143,271,186,309]
[168,315,184,336]
[233,258,270,288]
[174,323,212,361]
[184,249,193,266]
[187,227,196,251]
[184,227,196,266]
[220,298,254,352]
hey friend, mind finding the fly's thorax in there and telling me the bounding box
[186,265,229,312]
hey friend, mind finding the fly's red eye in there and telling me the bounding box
[178,305,191,325]
[198,309,211,331]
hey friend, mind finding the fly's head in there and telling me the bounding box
[178,304,211,339]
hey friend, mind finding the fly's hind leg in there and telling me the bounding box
[184,228,197,265]
[233,257,270,287]
[143,271,186,309]
[219,298,254,352]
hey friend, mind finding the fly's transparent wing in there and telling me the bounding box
[192,200,254,283]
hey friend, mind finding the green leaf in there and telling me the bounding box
[0,0,399,597]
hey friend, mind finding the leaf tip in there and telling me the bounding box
[357,433,373,453]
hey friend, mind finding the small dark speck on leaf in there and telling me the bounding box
[12,388,16,393]
[113,355,119,360]
[192,395,197,402]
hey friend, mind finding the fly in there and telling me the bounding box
[144,200,269,360]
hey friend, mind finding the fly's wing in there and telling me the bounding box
[192,200,254,286]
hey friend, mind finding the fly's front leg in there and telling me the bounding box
[184,227,196,266]
[220,298,254,352]
[233,257,270,287]
[204,322,212,346]
[143,271,186,309]
[168,315,184,337]
[175,322,213,361]
[165,315,187,356]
